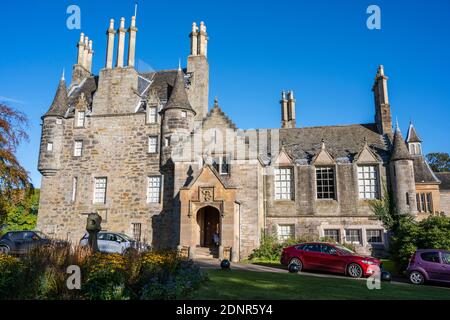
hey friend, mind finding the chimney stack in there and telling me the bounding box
[281,90,296,128]
[127,16,138,67]
[86,40,94,73]
[198,21,208,57]
[82,36,89,69]
[116,17,126,68]
[190,22,199,56]
[372,65,392,136]
[77,33,85,66]
[106,19,116,69]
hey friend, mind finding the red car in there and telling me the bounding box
[281,242,381,278]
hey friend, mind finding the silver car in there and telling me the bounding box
[80,232,149,254]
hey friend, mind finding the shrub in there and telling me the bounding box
[0,247,206,300]
[250,233,322,262]
[0,254,24,299]
[140,260,206,300]
[82,253,129,300]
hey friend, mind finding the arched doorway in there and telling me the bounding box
[196,206,220,247]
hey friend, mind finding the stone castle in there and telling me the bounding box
[37,15,449,261]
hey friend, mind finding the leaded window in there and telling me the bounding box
[316,167,335,199]
[278,225,294,241]
[358,165,379,199]
[366,229,383,243]
[345,229,362,244]
[94,178,107,204]
[324,229,340,243]
[274,168,293,200]
[147,176,161,203]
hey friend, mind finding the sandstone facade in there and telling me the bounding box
[37,17,448,261]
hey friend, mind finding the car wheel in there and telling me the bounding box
[409,271,425,285]
[347,263,363,278]
[0,245,10,255]
[289,257,303,271]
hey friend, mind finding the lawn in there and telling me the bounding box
[188,269,450,300]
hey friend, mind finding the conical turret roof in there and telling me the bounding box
[162,67,195,114]
[44,76,68,117]
[406,122,422,143]
[391,127,412,161]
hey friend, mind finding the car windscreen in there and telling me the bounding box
[335,245,356,255]
[118,233,133,241]
[34,231,48,239]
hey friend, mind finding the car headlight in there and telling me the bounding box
[361,260,374,265]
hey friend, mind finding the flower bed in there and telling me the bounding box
[0,246,206,300]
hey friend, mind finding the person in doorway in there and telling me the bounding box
[212,232,220,247]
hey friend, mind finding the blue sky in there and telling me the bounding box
[1,0,449,187]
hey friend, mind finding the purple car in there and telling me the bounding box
[407,249,450,285]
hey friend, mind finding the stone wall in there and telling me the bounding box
[37,111,164,246]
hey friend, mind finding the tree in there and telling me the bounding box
[1,189,39,234]
[370,187,450,271]
[426,152,450,172]
[0,103,32,224]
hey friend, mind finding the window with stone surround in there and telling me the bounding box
[74,140,83,157]
[46,142,53,152]
[76,111,85,127]
[132,223,142,242]
[366,229,383,243]
[324,229,340,243]
[316,167,335,199]
[345,229,362,244]
[93,177,107,204]
[274,168,293,200]
[71,177,78,202]
[147,106,157,124]
[147,176,161,203]
[416,192,433,213]
[357,165,379,200]
[148,136,158,153]
[278,224,295,241]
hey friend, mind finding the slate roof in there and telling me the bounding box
[44,78,68,117]
[406,123,422,143]
[139,69,178,102]
[279,123,389,163]
[435,172,450,190]
[390,128,412,161]
[161,68,195,113]
[412,155,441,184]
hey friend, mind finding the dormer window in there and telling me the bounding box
[76,111,85,127]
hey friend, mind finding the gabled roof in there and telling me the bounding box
[181,164,236,190]
[435,172,450,190]
[201,98,237,130]
[391,128,413,161]
[279,123,389,163]
[311,140,335,165]
[161,68,195,114]
[406,122,422,143]
[44,78,68,117]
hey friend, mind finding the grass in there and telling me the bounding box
[188,269,450,300]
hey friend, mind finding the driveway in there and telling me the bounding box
[194,258,450,289]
